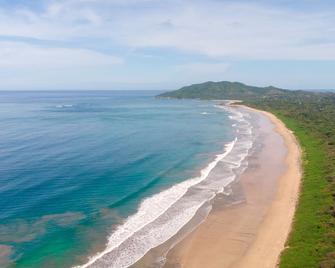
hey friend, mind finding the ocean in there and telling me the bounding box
[0,90,253,268]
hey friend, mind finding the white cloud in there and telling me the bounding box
[0,41,123,90]
[116,2,335,60]
[173,62,230,83]
[0,0,335,89]
[176,62,229,73]
[0,42,122,69]
[1,0,335,60]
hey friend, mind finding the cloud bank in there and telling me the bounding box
[0,0,334,89]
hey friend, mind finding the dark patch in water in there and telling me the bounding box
[0,212,85,243]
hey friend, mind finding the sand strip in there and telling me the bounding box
[163,106,301,268]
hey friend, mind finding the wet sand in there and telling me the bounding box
[161,106,301,268]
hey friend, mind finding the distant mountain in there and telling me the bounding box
[308,89,335,93]
[157,81,290,100]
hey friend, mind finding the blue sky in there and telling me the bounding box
[0,0,334,90]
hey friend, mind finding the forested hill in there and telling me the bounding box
[158,81,291,100]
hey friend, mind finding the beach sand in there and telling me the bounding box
[160,106,301,268]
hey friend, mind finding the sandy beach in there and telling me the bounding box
[161,106,302,268]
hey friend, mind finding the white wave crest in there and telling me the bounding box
[75,140,236,268]
[74,103,254,268]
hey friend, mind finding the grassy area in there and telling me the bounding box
[275,113,333,267]
[245,93,335,267]
[251,108,335,267]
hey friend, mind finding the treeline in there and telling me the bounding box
[248,92,335,146]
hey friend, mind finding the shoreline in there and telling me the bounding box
[235,106,302,267]
[160,105,301,268]
[78,102,254,268]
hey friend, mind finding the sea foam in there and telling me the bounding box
[74,104,253,268]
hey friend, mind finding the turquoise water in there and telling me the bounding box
[0,91,235,267]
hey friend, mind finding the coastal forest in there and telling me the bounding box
[159,81,335,268]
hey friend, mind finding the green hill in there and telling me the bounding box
[158,81,290,100]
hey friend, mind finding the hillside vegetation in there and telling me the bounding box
[158,81,289,100]
[159,81,335,267]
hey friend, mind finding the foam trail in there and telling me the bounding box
[75,140,236,268]
[74,104,254,268]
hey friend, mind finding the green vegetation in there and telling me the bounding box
[159,81,335,267]
[251,108,335,268]
[158,81,288,100]
[247,98,335,268]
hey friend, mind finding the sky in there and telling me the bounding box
[0,0,335,90]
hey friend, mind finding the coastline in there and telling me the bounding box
[235,106,302,267]
[75,103,302,268]
[160,105,301,268]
